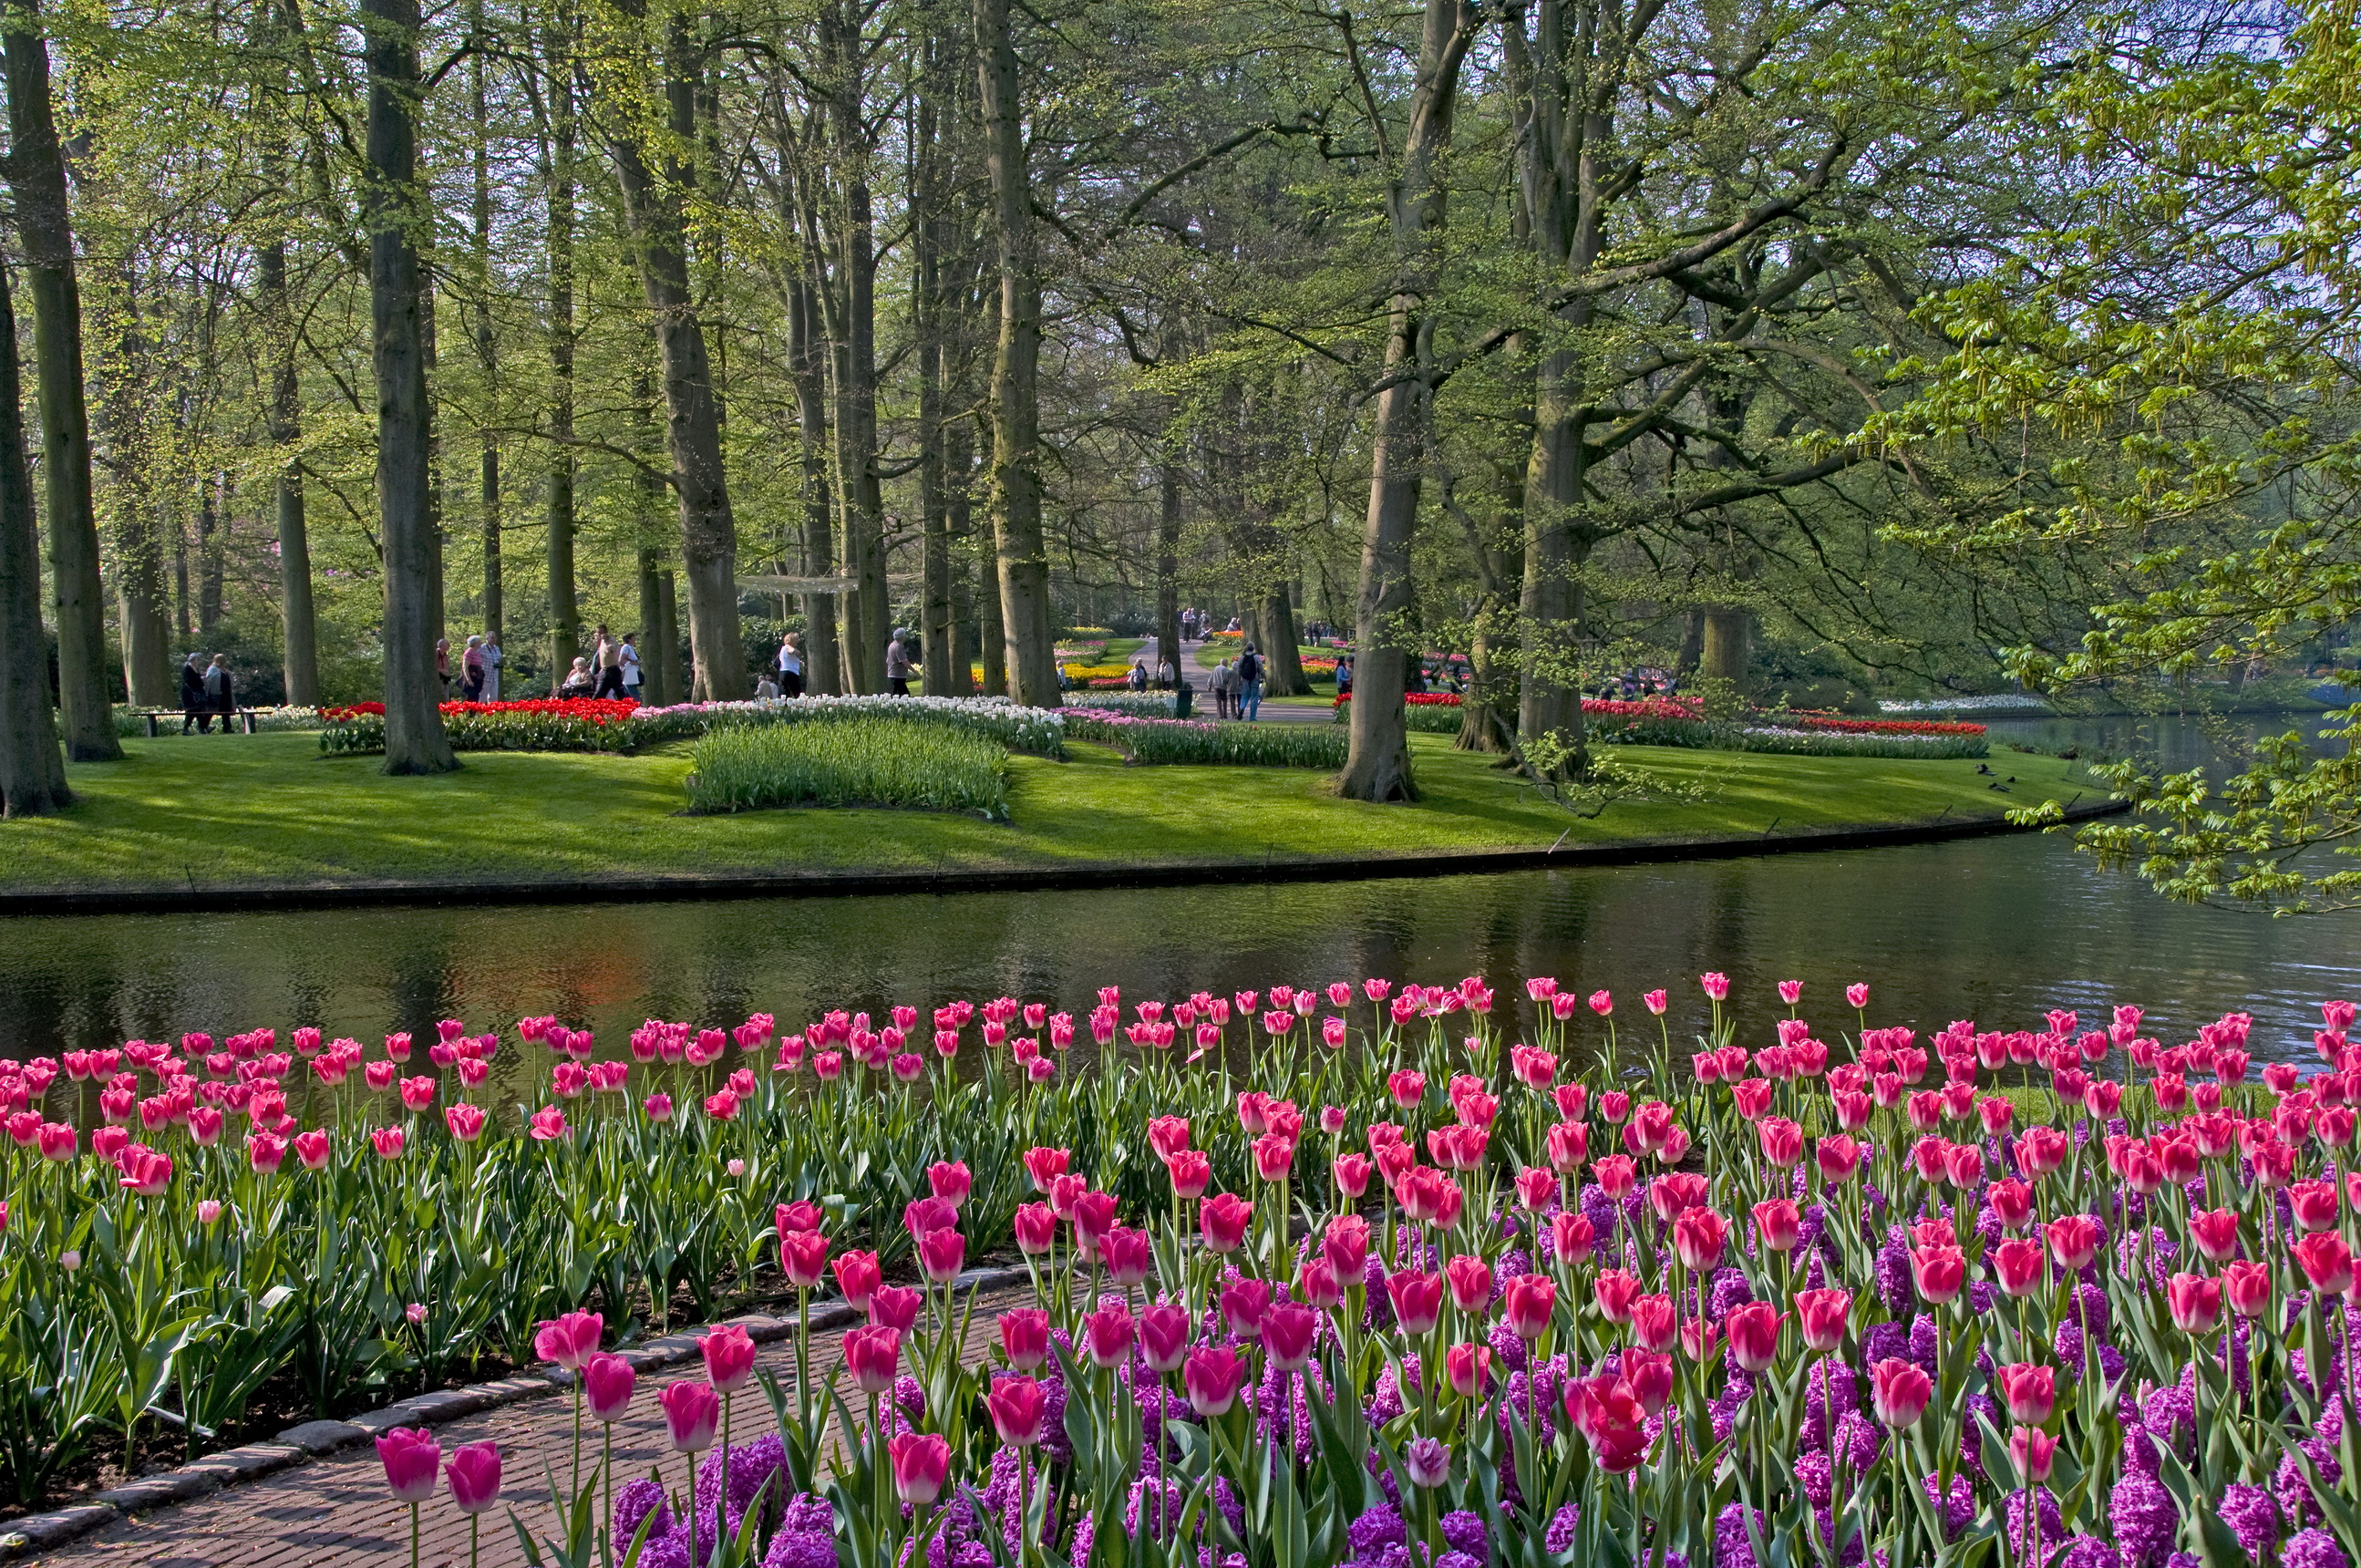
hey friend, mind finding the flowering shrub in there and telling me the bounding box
[318,698,654,756]
[1787,712,1987,738]
[89,976,2356,1568]
[685,720,1011,819]
[1737,725,1989,759]
[1065,708,1349,767]
[318,695,1067,759]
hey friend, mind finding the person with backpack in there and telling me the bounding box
[1236,643,1264,720]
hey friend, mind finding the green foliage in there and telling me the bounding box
[1063,710,1349,768]
[686,720,1013,819]
[1877,0,2361,908]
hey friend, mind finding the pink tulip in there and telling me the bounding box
[1101,1226,1152,1289]
[294,1129,331,1170]
[846,1325,902,1393]
[916,1228,966,1284]
[583,1354,635,1422]
[986,1375,1046,1446]
[869,1285,923,1334]
[1795,1287,1849,1355]
[535,1311,603,1370]
[1182,1346,1247,1417]
[999,1308,1049,1371]
[701,1324,757,1392]
[926,1161,972,1207]
[780,1231,830,1290]
[444,1441,501,1514]
[1139,1303,1191,1373]
[444,1104,487,1142]
[1870,1358,1933,1428]
[527,1106,568,1141]
[1501,1274,1555,1340]
[376,1427,441,1502]
[659,1379,720,1452]
[1996,1362,2054,1424]
[833,1250,882,1310]
[1082,1304,1135,1369]
[888,1432,951,1507]
[1199,1192,1252,1253]
[370,1127,405,1161]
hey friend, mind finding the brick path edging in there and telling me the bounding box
[0,1267,1026,1561]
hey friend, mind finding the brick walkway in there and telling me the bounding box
[27,1287,1025,1568]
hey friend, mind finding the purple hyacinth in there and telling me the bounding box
[2215,1482,2280,1562]
[2287,1528,2355,1568]
[2111,1472,2178,1567]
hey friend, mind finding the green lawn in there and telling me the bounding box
[0,729,2103,893]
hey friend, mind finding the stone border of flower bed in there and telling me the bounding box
[0,796,2128,915]
[0,1265,1026,1561]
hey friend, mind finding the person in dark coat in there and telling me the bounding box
[180,654,207,733]
[202,655,234,733]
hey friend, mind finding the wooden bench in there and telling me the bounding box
[129,707,263,737]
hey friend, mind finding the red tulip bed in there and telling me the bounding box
[7,980,2361,1568]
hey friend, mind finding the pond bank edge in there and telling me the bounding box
[0,799,2128,916]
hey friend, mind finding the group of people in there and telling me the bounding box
[1206,644,1266,720]
[177,653,238,733]
[432,634,509,702]
[553,626,645,701]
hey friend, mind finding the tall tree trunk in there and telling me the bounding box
[915,72,954,696]
[603,13,745,700]
[419,282,445,648]
[945,418,978,696]
[1339,0,1474,799]
[1701,605,1750,686]
[636,546,669,705]
[655,568,679,702]
[471,0,500,642]
[198,479,222,633]
[5,0,117,758]
[1260,586,1308,694]
[974,0,1058,707]
[0,258,68,812]
[260,239,318,704]
[1675,606,1704,675]
[1156,458,1181,693]
[818,5,887,692]
[786,275,841,693]
[363,0,456,772]
[543,0,579,690]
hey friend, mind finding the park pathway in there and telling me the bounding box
[21,1284,1026,1568]
[1152,636,1329,724]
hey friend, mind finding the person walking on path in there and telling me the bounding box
[619,633,644,704]
[1236,643,1263,720]
[592,625,625,698]
[778,633,806,696]
[480,632,504,701]
[179,652,207,733]
[1129,658,1149,692]
[435,638,451,696]
[886,633,915,695]
[202,654,234,731]
[1335,654,1353,699]
[460,634,486,701]
[1211,656,1237,719]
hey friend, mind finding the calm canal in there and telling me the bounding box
[2,715,2355,1078]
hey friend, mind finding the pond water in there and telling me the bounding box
[4,716,2357,1088]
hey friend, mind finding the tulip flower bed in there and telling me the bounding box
[1331,697,1991,758]
[685,721,1015,819]
[14,976,2359,1568]
[1062,709,1350,768]
[319,699,680,756]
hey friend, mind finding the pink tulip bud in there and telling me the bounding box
[887,1431,950,1507]
[583,1353,636,1422]
[376,1427,440,1502]
[986,1375,1047,1445]
[534,1310,603,1371]
[444,1441,501,1514]
[659,1379,720,1453]
[700,1324,756,1392]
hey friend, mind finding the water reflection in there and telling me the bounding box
[3,830,2356,1099]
